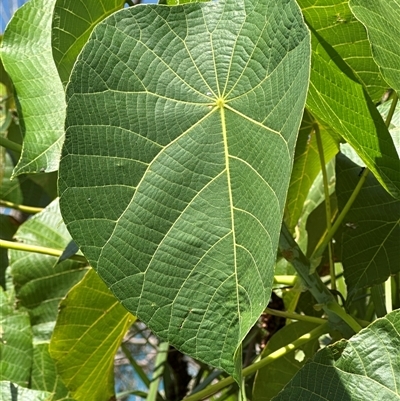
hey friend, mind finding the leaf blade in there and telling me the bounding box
[59,0,311,378]
[0,0,65,176]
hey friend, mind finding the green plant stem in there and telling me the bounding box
[313,122,336,291]
[147,342,169,401]
[264,307,327,325]
[311,167,369,262]
[0,136,22,153]
[0,239,87,263]
[184,322,329,401]
[273,275,297,286]
[384,92,398,126]
[280,223,359,336]
[0,199,43,214]
[325,301,362,333]
[371,283,387,318]
[121,343,151,388]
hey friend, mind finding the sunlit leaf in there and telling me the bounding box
[0,381,52,401]
[52,0,126,85]
[253,322,320,401]
[298,0,388,103]
[305,26,400,198]
[350,0,400,96]
[0,0,65,176]
[50,268,134,401]
[59,0,311,378]
[274,309,400,400]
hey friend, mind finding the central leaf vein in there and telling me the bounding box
[220,105,240,320]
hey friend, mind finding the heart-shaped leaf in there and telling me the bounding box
[59,0,310,378]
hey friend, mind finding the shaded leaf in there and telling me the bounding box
[285,110,339,231]
[298,0,388,103]
[0,0,65,176]
[59,0,310,378]
[52,0,126,85]
[273,309,400,400]
[50,268,134,401]
[0,288,32,386]
[253,322,320,401]
[335,152,400,296]
[0,152,22,204]
[350,0,400,96]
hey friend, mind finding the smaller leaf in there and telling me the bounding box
[31,344,73,401]
[0,288,33,386]
[336,152,400,296]
[273,309,400,400]
[50,268,135,401]
[10,199,88,329]
[285,111,339,231]
[350,0,400,95]
[253,322,320,401]
[0,0,65,175]
[52,0,126,85]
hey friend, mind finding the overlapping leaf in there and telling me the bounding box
[350,0,400,96]
[7,199,88,399]
[50,268,134,401]
[10,199,88,327]
[0,0,65,176]
[59,0,311,378]
[0,288,32,386]
[298,0,388,102]
[285,111,338,231]
[253,322,320,401]
[298,1,400,198]
[274,309,400,400]
[0,382,52,401]
[336,152,400,296]
[52,0,126,85]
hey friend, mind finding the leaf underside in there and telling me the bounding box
[59,0,310,377]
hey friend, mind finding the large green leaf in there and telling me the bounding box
[50,268,134,401]
[304,26,400,199]
[350,0,400,96]
[59,0,311,378]
[335,152,400,297]
[0,288,32,386]
[52,0,126,85]
[273,309,400,400]
[297,0,388,103]
[253,322,320,401]
[0,0,65,176]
